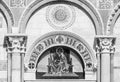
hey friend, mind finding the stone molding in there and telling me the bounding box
[107,2,120,34]
[0,0,14,33]
[19,0,103,35]
[3,35,27,53]
[94,36,116,54]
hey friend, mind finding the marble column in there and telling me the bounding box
[94,36,116,82]
[3,35,27,82]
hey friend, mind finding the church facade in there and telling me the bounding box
[0,0,120,82]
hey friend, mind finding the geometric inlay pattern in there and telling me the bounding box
[46,4,76,30]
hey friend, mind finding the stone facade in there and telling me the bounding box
[0,0,120,82]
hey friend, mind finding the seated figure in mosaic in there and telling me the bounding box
[48,47,70,74]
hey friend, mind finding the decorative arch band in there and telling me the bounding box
[19,0,103,35]
[28,31,96,70]
[0,1,14,33]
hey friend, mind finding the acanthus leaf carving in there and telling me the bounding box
[94,36,116,54]
[3,35,27,53]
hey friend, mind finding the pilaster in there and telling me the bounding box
[3,35,27,82]
[94,36,116,82]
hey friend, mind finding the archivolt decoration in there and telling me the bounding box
[27,32,96,72]
[0,1,14,33]
[107,3,120,34]
[19,0,103,34]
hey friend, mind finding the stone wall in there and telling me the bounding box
[0,0,120,82]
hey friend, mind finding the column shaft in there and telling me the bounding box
[12,53,21,82]
[97,53,101,82]
[7,53,12,82]
[110,54,114,82]
[101,53,110,82]
[94,36,116,82]
[3,35,27,82]
[21,53,25,82]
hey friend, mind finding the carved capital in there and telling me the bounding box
[94,36,116,54]
[3,35,27,53]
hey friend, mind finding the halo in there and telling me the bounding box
[56,47,64,54]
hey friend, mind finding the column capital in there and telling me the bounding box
[94,36,116,54]
[3,34,27,54]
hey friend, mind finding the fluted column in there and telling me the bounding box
[94,36,116,82]
[3,35,27,82]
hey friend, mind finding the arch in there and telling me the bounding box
[27,31,96,70]
[19,0,103,35]
[36,45,85,69]
[36,46,85,79]
[0,0,14,33]
[106,2,120,35]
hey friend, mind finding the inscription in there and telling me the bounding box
[29,35,92,69]
[76,44,91,61]
[66,37,77,47]
[44,38,54,47]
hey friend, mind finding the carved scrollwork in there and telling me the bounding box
[94,36,116,54]
[97,0,114,9]
[10,0,26,8]
[3,35,27,53]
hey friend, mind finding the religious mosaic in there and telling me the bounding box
[27,32,94,79]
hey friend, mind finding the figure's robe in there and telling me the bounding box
[49,52,69,74]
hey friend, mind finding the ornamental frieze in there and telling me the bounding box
[10,0,26,8]
[97,0,114,9]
